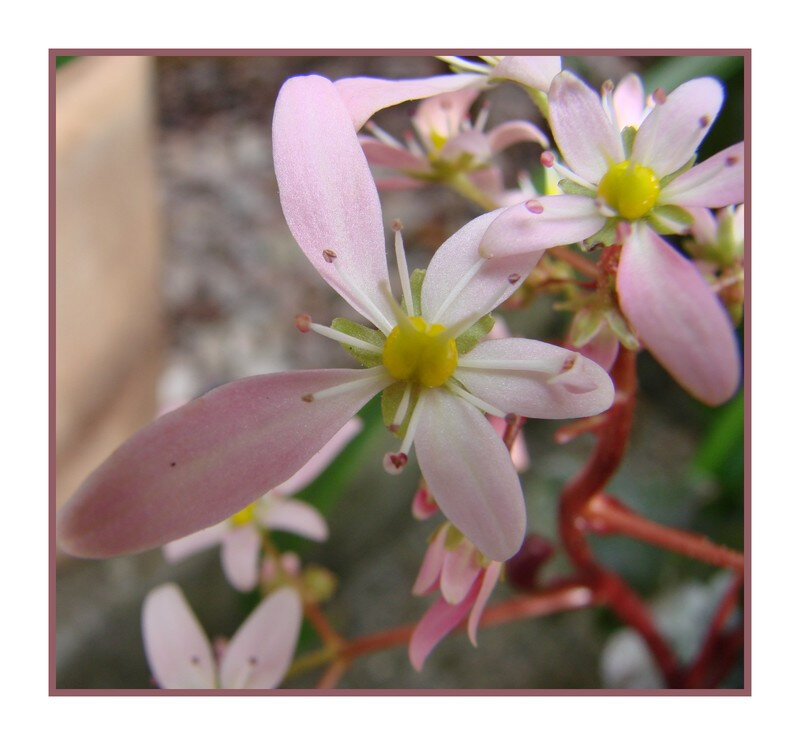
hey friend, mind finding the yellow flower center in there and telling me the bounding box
[230,502,257,527]
[597,160,660,220]
[382,316,458,388]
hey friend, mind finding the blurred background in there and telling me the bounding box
[54,54,745,689]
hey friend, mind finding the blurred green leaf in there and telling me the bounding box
[693,389,744,477]
[643,56,743,92]
[56,55,78,68]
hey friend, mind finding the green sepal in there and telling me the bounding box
[581,219,619,251]
[455,313,495,356]
[646,204,694,235]
[659,154,697,188]
[444,523,465,551]
[621,126,637,159]
[330,318,385,368]
[381,382,420,439]
[408,268,425,316]
[605,308,640,350]
[568,307,605,348]
[558,178,596,197]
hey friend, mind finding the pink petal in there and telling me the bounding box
[411,525,448,596]
[467,560,503,645]
[374,176,427,191]
[260,499,328,541]
[440,540,482,604]
[457,338,615,418]
[162,522,227,564]
[686,207,719,245]
[548,71,624,183]
[491,56,562,92]
[439,130,492,165]
[413,86,481,143]
[659,142,744,208]
[420,209,543,328]
[617,224,740,405]
[141,583,217,689]
[57,370,387,558]
[219,587,303,689]
[613,73,646,130]
[221,525,261,592]
[632,77,724,177]
[489,415,530,472]
[274,417,363,496]
[408,581,480,672]
[478,195,605,258]
[573,324,620,372]
[358,136,429,172]
[334,73,486,130]
[273,75,393,328]
[414,389,526,561]
[487,120,549,153]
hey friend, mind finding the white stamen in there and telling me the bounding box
[378,280,415,329]
[445,380,507,418]
[473,103,490,133]
[365,120,404,149]
[399,391,427,455]
[325,251,394,334]
[308,322,384,353]
[443,273,521,340]
[302,367,391,403]
[390,383,413,431]
[601,80,620,131]
[595,198,618,218]
[550,159,596,191]
[429,257,487,323]
[393,223,415,315]
[383,451,408,475]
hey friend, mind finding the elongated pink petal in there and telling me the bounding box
[414,86,481,143]
[659,142,744,208]
[274,417,363,496]
[491,56,561,92]
[411,526,448,596]
[489,415,530,472]
[549,71,624,183]
[440,540,482,604]
[479,195,605,258]
[467,560,502,645]
[686,207,718,245]
[409,581,480,671]
[358,136,429,172]
[219,587,303,689]
[142,584,217,689]
[334,73,486,130]
[487,120,549,153]
[456,338,615,418]
[163,522,227,564]
[613,73,646,130]
[273,75,393,327]
[260,499,328,541]
[57,370,387,558]
[221,525,261,592]
[617,225,740,405]
[420,209,543,328]
[439,130,492,165]
[632,77,723,177]
[573,324,620,372]
[415,389,526,561]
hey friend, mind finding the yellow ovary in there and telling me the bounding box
[382,316,458,388]
[597,161,660,220]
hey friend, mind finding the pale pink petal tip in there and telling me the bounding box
[261,499,329,542]
[467,561,503,646]
[411,486,439,521]
[221,525,261,592]
[219,587,303,689]
[142,584,217,689]
[617,225,740,405]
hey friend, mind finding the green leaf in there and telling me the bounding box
[569,307,605,348]
[381,382,420,438]
[643,56,744,93]
[330,318,385,367]
[581,219,618,250]
[693,390,744,476]
[409,268,425,316]
[455,313,494,355]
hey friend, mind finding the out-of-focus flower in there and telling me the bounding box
[141,584,302,689]
[162,419,360,592]
[479,71,744,405]
[408,524,503,670]
[56,74,613,565]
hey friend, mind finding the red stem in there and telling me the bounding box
[559,348,683,687]
[583,494,745,572]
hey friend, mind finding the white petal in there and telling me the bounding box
[221,525,261,592]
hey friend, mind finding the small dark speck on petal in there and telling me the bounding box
[170,461,176,467]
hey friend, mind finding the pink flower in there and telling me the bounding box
[141,583,302,689]
[480,71,744,406]
[408,524,503,671]
[57,74,613,564]
[162,419,360,592]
